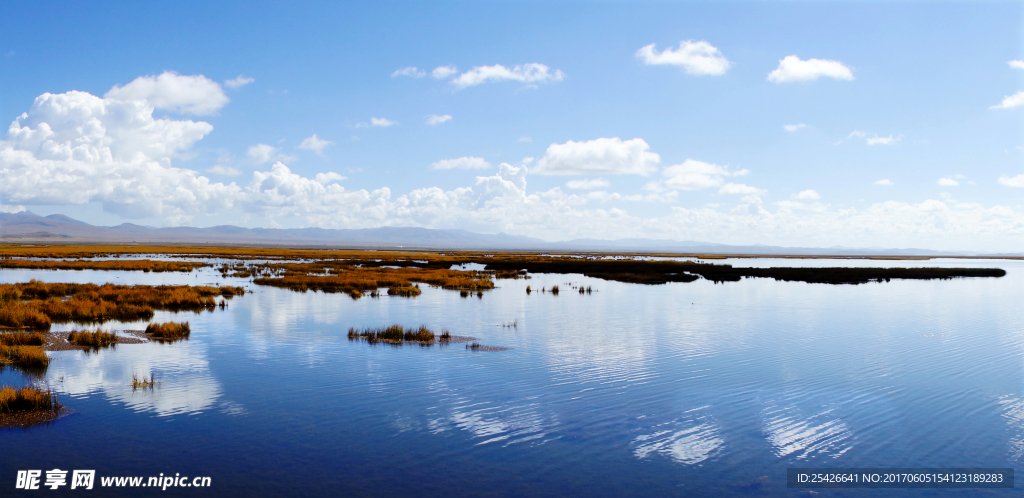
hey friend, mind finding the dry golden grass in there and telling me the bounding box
[254,267,491,298]
[0,385,60,414]
[0,332,45,346]
[67,329,119,348]
[131,373,157,389]
[347,324,436,344]
[0,281,242,329]
[145,322,190,341]
[0,345,49,369]
[0,259,205,272]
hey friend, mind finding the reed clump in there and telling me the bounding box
[145,322,191,341]
[0,345,49,369]
[0,386,60,414]
[347,324,436,344]
[67,329,119,348]
[0,332,45,346]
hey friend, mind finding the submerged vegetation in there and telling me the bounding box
[145,322,191,341]
[0,281,243,329]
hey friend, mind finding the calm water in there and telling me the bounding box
[2,258,1024,496]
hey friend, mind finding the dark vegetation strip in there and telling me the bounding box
[254,267,493,298]
[0,281,242,329]
[477,258,1006,285]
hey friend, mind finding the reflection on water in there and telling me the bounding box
[1,260,1023,496]
[47,339,223,417]
[632,406,724,465]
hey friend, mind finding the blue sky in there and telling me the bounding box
[0,1,1022,250]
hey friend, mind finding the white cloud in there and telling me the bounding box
[634,40,731,76]
[718,183,764,195]
[426,114,452,126]
[11,77,1024,250]
[875,179,894,186]
[105,71,228,115]
[866,134,901,146]
[518,137,532,143]
[298,134,334,155]
[451,63,565,89]
[783,123,806,132]
[224,75,255,89]
[430,157,491,170]
[566,178,610,190]
[532,137,660,176]
[847,130,901,145]
[315,172,346,183]
[432,65,458,79]
[207,165,241,177]
[248,144,278,164]
[999,175,1024,187]
[392,66,425,78]
[938,177,959,187]
[767,56,854,83]
[355,117,398,128]
[1008,60,1024,70]
[659,159,748,190]
[991,91,1024,110]
[0,204,26,213]
[793,189,820,200]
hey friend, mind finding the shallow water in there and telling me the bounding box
[2,259,1023,496]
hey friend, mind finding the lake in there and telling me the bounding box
[2,257,1022,496]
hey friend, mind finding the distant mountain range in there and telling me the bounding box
[0,211,1012,256]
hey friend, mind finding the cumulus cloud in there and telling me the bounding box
[451,63,565,89]
[875,179,894,186]
[998,175,1024,187]
[426,114,452,126]
[315,172,346,183]
[430,157,491,170]
[432,65,458,79]
[938,177,959,187]
[659,159,749,191]
[990,91,1024,110]
[9,76,1024,250]
[634,40,731,75]
[1008,60,1024,70]
[566,178,610,190]
[105,71,228,115]
[207,165,241,177]
[767,56,854,83]
[532,137,660,176]
[718,183,763,195]
[224,75,254,89]
[392,66,425,78]
[784,123,806,132]
[248,144,279,164]
[298,134,333,155]
[793,189,820,200]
